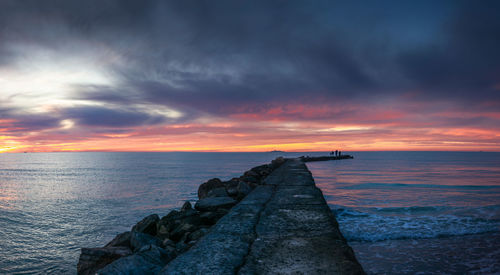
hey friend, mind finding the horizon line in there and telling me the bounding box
[2,149,499,154]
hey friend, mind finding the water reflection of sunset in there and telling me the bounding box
[308,152,500,208]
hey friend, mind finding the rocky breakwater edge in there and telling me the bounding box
[77,157,287,275]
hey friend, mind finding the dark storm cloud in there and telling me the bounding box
[1,103,60,133]
[63,106,167,127]
[1,0,499,127]
[72,85,136,105]
[11,115,61,132]
[0,104,168,135]
[398,1,500,100]
[0,112,61,133]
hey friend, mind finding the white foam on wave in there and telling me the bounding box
[334,206,500,242]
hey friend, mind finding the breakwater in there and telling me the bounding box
[78,156,364,274]
[301,155,354,162]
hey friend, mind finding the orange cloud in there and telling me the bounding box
[1,102,499,153]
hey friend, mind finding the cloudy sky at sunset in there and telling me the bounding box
[1,0,499,152]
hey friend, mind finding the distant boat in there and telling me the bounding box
[269,150,285,153]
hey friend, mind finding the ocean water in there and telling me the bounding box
[307,151,500,274]
[0,152,287,274]
[1,152,499,274]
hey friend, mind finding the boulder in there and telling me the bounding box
[169,215,203,241]
[77,246,132,275]
[97,245,173,275]
[224,179,240,197]
[237,181,252,200]
[163,245,177,257]
[130,231,163,252]
[199,211,220,225]
[270,156,286,169]
[225,178,240,188]
[170,223,197,241]
[207,187,228,198]
[216,208,230,216]
[226,186,238,197]
[180,201,192,212]
[162,238,176,248]
[105,231,131,248]
[131,214,159,236]
[156,224,171,240]
[157,209,198,239]
[251,164,272,177]
[194,197,237,212]
[163,210,180,220]
[187,228,210,242]
[240,174,260,184]
[243,170,260,178]
[198,178,224,199]
[199,208,230,225]
[175,233,191,253]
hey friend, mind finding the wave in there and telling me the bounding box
[339,182,500,190]
[334,206,500,242]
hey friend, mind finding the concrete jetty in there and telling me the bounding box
[301,155,354,162]
[161,158,364,274]
[78,157,364,274]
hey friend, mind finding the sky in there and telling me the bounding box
[0,0,499,152]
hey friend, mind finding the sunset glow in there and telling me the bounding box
[1,1,499,153]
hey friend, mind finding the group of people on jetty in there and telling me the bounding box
[330,150,342,156]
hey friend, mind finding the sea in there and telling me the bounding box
[0,151,499,274]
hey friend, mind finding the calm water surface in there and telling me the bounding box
[308,151,500,274]
[1,151,499,274]
[0,152,288,274]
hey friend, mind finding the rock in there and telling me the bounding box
[225,178,240,188]
[237,181,252,199]
[156,224,170,240]
[163,210,180,220]
[270,156,286,169]
[216,208,230,216]
[199,211,220,225]
[175,234,190,253]
[162,238,176,248]
[170,223,197,241]
[187,228,210,242]
[169,214,202,241]
[194,197,237,212]
[179,232,189,244]
[181,201,192,211]
[225,179,240,197]
[251,164,271,177]
[207,187,228,198]
[131,214,159,236]
[157,209,198,239]
[130,231,163,252]
[240,174,260,184]
[175,242,188,254]
[77,246,132,275]
[97,245,173,275]
[226,186,238,197]
[105,231,131,248]
[198,178,224,199]
[157,210,204,242]
[163,245,177,256]
[243,170,260,178]
[198,208,229,225]
[176,209,198,219]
